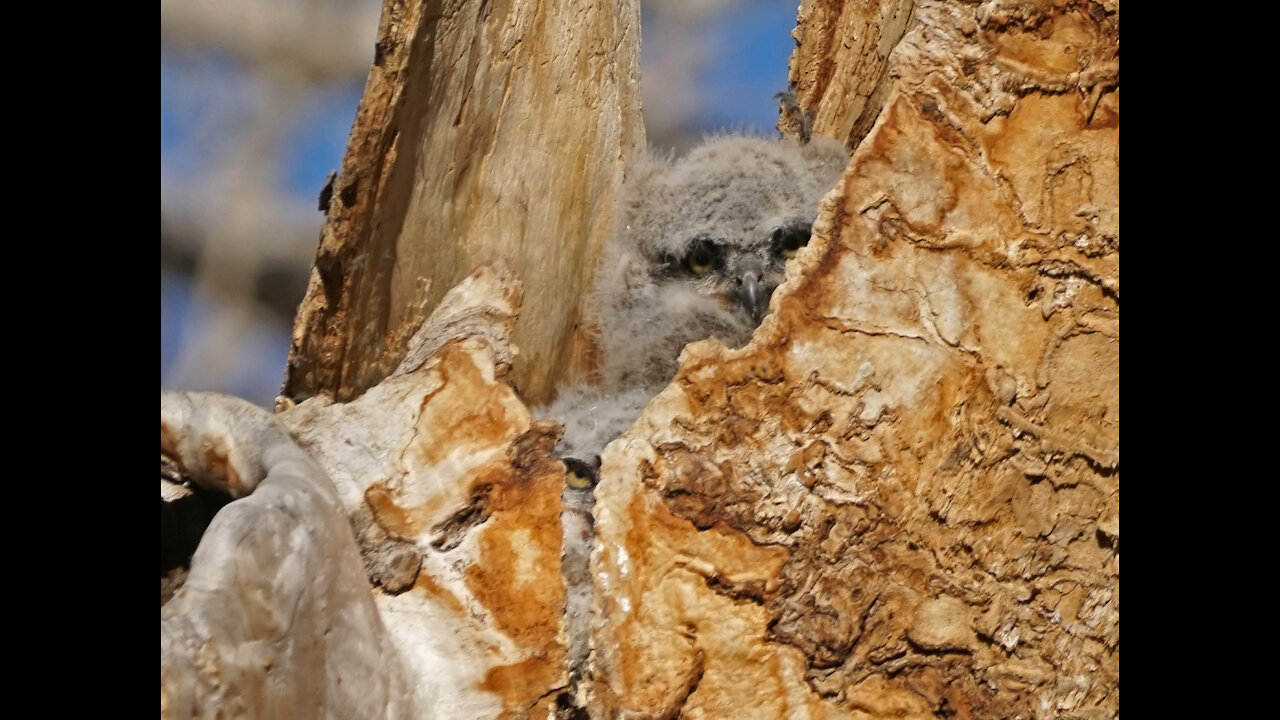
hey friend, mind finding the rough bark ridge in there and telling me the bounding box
[593,1,1118,717]
[284,0,644,407]
[781,0,916,149]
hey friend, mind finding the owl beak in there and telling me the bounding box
[738,272,768,324]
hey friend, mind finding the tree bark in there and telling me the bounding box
[162,0,1118,718]
[593,2,1117,717]
[283,0,644,406]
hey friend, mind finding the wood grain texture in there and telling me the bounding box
[782,0,916,149]
[161,391,417,719]
[285,0,643,406]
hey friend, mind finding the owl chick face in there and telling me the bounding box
[592,134,848,391]
[656,218,813,324]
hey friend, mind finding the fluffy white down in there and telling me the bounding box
[540,386,655,461]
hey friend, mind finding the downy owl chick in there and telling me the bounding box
[544,134,846,716]
[545,133,848,462]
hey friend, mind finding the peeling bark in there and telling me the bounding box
[595,1,1118,717]
[782,0,917,149]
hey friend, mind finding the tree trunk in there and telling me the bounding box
[161,0,1118,718]
[594,1,1118,715]
[283,0,644,407]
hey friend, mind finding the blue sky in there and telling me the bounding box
[695,2,796,134]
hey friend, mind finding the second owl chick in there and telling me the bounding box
[547,133,848,461]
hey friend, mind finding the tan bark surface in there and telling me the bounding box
[284,0,644,407]
[781,0,916,149]
[594,1,1118,717]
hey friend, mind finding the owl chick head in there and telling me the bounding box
[592,133,848,391]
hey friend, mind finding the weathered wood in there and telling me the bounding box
[782,0,916,149]
[161,391,416,718]
[164,264,574,718]
[285,0,644,407]
[282,263,574,717]
[595,1,1118,717]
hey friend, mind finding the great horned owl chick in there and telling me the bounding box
[544,133,848,462]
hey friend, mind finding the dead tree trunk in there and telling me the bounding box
[162,0,1118,718]
[283,0,644,406]
[593,1,1118,716]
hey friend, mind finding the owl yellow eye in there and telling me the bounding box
[683,238,721,276]
[563,457,598,489]
[566,468,594,489]
[773,224,812,259]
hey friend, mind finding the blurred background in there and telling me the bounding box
[161,0,799,406]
